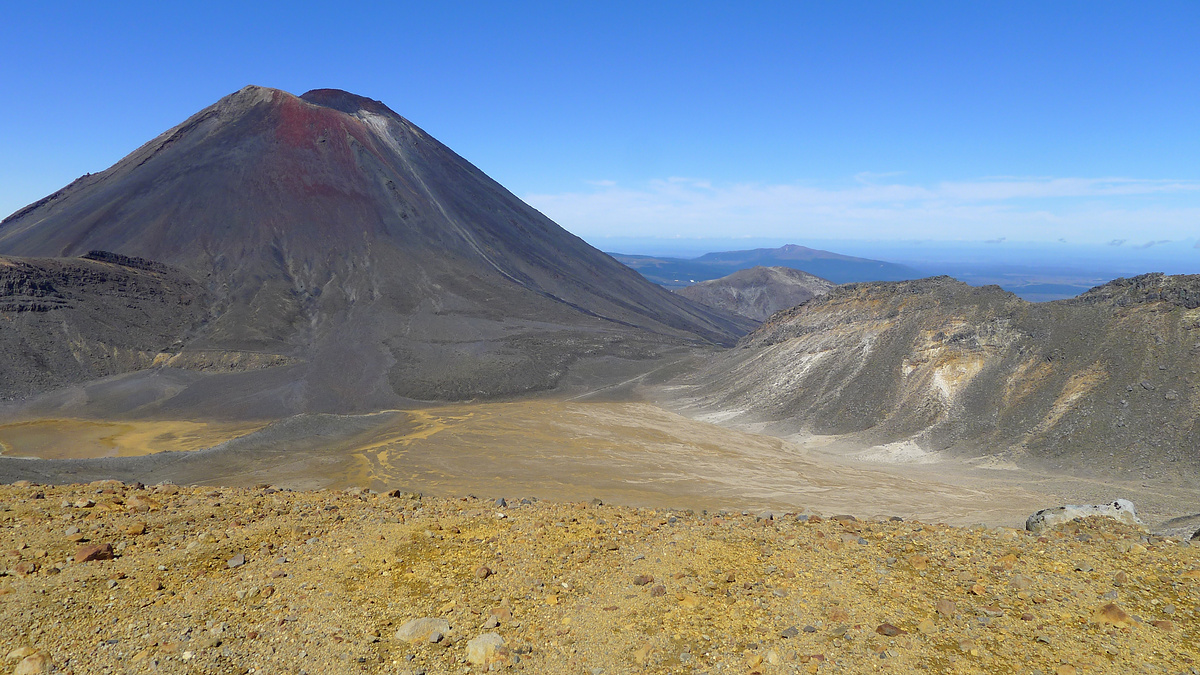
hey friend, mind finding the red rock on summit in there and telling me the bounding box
[0,86,752,409]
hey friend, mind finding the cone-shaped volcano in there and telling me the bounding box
[0,86,751,409]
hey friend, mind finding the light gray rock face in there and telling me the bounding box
[394,617,450,644]
[466,632,505,665]
[1026,499,1143,533]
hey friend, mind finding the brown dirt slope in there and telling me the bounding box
[672,274,1200,478]
[0,482,1196,674]
[676,266,836,322]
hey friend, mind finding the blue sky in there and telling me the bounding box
[3,1,1199,252]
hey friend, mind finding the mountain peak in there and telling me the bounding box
[300,88,397,117]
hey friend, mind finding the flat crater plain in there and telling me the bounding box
[3,399,1197,533]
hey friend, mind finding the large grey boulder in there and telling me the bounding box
[1026,499,1143,533]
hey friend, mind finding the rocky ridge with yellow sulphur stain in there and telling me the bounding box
[671,273,1200,479]
[1,481,1198,674]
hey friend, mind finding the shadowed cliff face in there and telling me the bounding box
[0,253,216,399]
[673,274,1200,477]
[675,266,836,321]
[0,86,752,407]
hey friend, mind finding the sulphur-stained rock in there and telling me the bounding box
[74,543,113,563]
[395,617,450,644]
[1026,500,1143,533]
[466,632,504,665]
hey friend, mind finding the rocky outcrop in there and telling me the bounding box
[1025,499,1144,532]
[675,266,836,321]
[0,254,210,398]
[673,274,1200,476]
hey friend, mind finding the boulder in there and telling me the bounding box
[1025,499,1143,533]
[466,632,505,665]
[394,617,450,644]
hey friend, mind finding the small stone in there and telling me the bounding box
[13,561,37,577]
[1056,665,1077,675]
[781,626,799,638]
[74,543,113,563]
[649,584,666,597]
[803,625,817,633]
[1150,619,1174,630]
[936,599,957,616]
[632,574,654,586]
[908,554,929,570]
[395,618,450,644]
[227,553,246,569]
[1113,571,1127,586]
[917,618,936,634]
[125,522,147,536]
[1009,574,1033,590]
[466,632,504,665]
[875,623,904,637]
[475,565,492,579]
[1091,602,1131,627]
[633,643,652,666]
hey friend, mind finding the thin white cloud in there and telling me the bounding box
[524,176,1200,242]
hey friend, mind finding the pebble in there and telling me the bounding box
[227,553,246,568]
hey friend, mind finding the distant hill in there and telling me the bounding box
[610,244,921,287]
[670,273,1200,477]
[675,266,835,322]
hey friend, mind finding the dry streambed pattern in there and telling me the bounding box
[0,483,1198,675]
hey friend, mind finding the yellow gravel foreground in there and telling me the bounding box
[1,482,1197,674]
